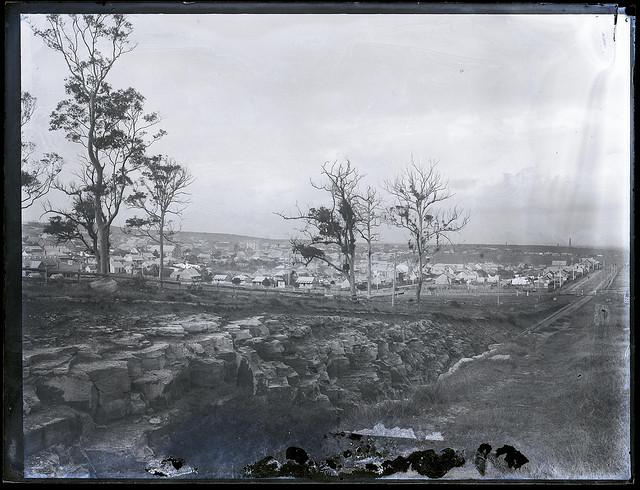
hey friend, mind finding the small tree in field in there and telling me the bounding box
[125,156,193,287]
[356,186,382,298]
[276,160,363,301]
[385,158,469,307]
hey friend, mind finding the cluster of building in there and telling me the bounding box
[20,224,601,293]
[422,258,600,291]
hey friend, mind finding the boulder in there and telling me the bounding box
[166,342,191,361]
[88,277,118,293]
[73,360,131,397]
[186,343,205,355]
[266,377,293,401]
[199,333,234,354]
[377,341,389,358]
[327,356,351,379]
[23,384,42,415]
[132,369,177,403]
[228,316,264,328]
[96,398,130,422]
[190,358,226,388]
[254,339,284,361]
[37,373,98,412]
[327,341,346,356]
[24,406,82,454]
[236,358,257,391]
[282,356,308,375]
[109,333,146,348]
[182,320,218,334]
[133,343,169,371]
[347,343,378,368]
[129,392,146,415]
[290,325,312,339]
[249,324,270,337]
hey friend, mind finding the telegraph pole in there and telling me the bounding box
[497,274,500,306]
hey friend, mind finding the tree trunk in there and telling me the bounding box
[348,252,357,301]
[159,215,165,288]
[416,253,423,308]
[97,223,110,274]
[367,243,372,298]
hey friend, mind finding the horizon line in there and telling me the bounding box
[21,221,630,251]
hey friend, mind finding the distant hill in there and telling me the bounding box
[21,221,628,256]
[153,229,289,245]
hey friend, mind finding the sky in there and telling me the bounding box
[20,13,632,248]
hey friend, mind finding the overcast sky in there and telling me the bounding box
[21,13,631,248]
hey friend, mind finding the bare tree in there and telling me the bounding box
[356,186,382,298]
[385,158,469,306]
[21,91,63,209]
[33,14,165,274]
[276,160,363,301]
[125,156,193,287]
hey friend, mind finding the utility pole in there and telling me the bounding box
[392,252,397,308]
[497,274,500,306]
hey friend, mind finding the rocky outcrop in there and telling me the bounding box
[23,311,503,465]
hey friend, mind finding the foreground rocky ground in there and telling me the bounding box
[20,283,583,479]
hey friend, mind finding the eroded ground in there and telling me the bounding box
[20,273,629,480]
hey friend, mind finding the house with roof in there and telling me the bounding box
[170,267,201,283]
[511,276,531,287]
[110,259,126,274]
[232,274,252,285]
[23,260,45,277]
[486,274,499,284]
[213,273,232,285]
[252,275,269,286]
[456,270,478,284]
[475,270,488,284]
[297,276,317,289]
[434,273,452,286]
[272,272,289,288]
[51,261,82,278]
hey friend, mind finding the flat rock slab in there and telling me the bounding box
[153,325,186,337]
[24,345,83,365]
[134,344,170,359]
[227,316,264,328]
[181,321,217,334]
[73,360,131,395]
[88,278,118,293]
[489,354,511,361]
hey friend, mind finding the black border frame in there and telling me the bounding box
[3,1,636,484]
